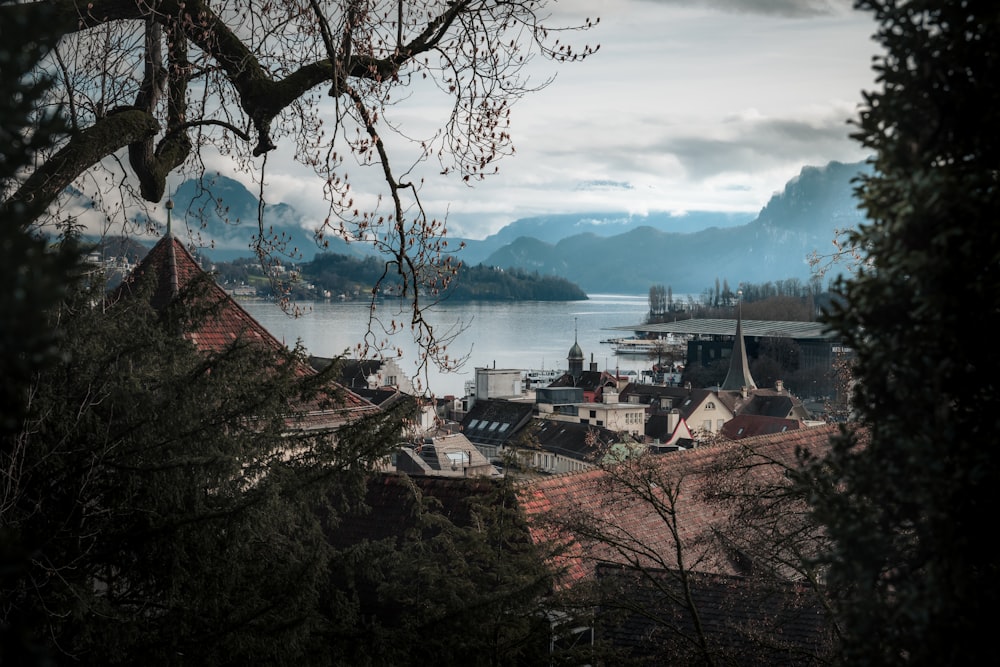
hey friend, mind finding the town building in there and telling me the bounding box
[394,432,498,477]
[618,382,732,440]
[111,233,379,433]
[609,317,844,399]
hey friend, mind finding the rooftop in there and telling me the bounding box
[610,318,837,340]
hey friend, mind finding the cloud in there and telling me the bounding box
[139,0,879,244]
[637,0,853,18]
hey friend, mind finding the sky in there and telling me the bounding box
[201,0,882,242]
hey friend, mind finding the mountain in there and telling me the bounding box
[455,210,752,266]
[162,174,365,262]
[479,161,870,294]
[85,160,868,293]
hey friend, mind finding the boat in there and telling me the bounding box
[606,335,688,356]
[524,368,563,385]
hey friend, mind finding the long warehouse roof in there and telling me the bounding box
[608,319,838,340]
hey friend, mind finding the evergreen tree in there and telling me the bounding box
[1,272,408,665]
[802,2,1000,664]
[323,475,561,667]
[0,1,83,436]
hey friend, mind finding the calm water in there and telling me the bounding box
[240,294,657,397]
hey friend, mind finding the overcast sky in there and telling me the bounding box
[201,0,882,241]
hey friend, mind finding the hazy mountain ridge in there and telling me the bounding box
[92,160,869,294]
[453,210,753,264]
[480,160,870,293]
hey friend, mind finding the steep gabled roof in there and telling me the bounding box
[619,383,720,423]
[721,306,757,391]
[111,235,376,422]
[334,359,386,388]
[111,235,285,353]
[517,425,840,588]
[548,369,617,393]
[717,388,811,421]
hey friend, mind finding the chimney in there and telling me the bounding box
[590,353,597,373]
[741,385,748,399]
[775,379,784,393]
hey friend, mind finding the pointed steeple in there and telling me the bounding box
[722,290,756,392]
[568,317,584,378]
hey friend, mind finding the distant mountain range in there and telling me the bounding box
[94,160,870,294]
[466,160,870,293]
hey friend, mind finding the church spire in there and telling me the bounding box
[165,198,174,236]
[568,317,584,379]
[721,289,756,392]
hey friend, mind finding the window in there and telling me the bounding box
[705,402,715,410]
[386,375,397,386]
[447,452,469,468]
[703,420,711,431]
[629,395,639,404]
[589,410,597,418]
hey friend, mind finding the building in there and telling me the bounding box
[460,398,536,461]
[395,433,498,477]
[536,385,646,439]
[314,357,415,395]
[619,383,733,441]
[111,233,378,432]
[609,317,843,398]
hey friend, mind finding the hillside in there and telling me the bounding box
[480,161,870,293]
[88,160,869,294]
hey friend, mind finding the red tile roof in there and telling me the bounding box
[111,236,293,354]
[110,235,376,423]
[517,425,841,588]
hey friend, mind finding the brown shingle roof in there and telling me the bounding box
[596,564,832,665]
[517,425,840,588]
[111,235,286,353]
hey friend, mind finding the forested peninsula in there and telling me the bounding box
[215,252,588,302]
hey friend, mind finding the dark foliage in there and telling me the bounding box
[1,271,410,665]
[265,252,588,301]
[801,2,1000,664]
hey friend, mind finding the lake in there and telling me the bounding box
[240,294,659,397]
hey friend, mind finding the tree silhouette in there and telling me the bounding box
[0,0,598,381]
[802,1,1000,664]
